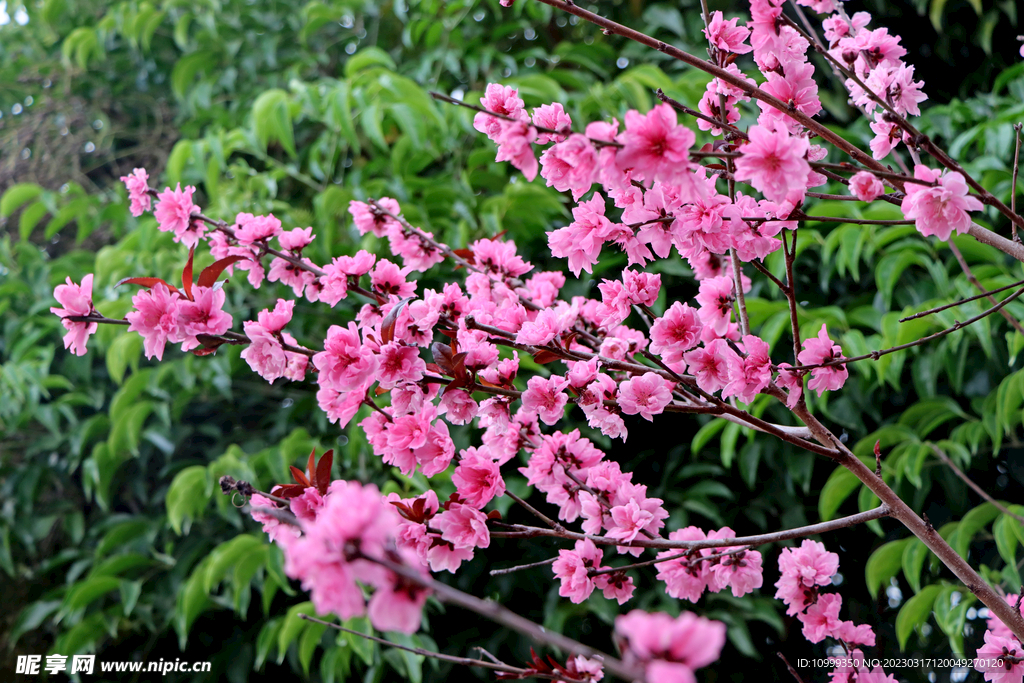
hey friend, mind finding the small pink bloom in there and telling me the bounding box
[313,322,378,392]
[797,324,849,396]
[901,165,984,241]
[532,102,572,144]
[650,302,703,364]
[126,283,181,361]
[616,104,695,184]
[539,134,599,201]
[800,593,843,643]
[377,342,426,389]
[473,84,526,140]
[548,193,615,277]
[250,494,300,544]
[234,212,282,245]
[704,11,752,54]
[154,184,203,247]
[849,171,885,201]
[241,322,287,382]
[733,125,811,206]
[684,339,740,394]
[976,630,1024,683]
[435,503,490,549]
[452,448,505,508]
[494,120,539,181]
[552,538,605,603]
[120,168,151,216]
[278,226,314,251]
[618,372,673,421]
[694,275,735,336]
[521,375,570,425]
[176,285,233,351]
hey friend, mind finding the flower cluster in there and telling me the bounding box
[615,610,726,683]
[272,480,430,634]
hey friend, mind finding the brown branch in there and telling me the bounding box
[489,556,559,577]
[786,283,1024,370]
[490,506,889,551]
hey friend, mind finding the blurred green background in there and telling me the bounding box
[2,0,1024,681]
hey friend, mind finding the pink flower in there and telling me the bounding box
[473,84,526,139]
[684,339,740,394]
[833,621,876,646]
[289,487,325,523]
[775,539,839,615]
[797,324,849,396]
[234,212,282,245]
[126,283,181,361]
[435,503,490,549]
[120,168,151,216]
[657,527,710,602]
[548,193,615,277]
[154,184,203,247]
[901,165,984,241]
[776,362,803,409]
[241,322,287,382]
[552,538,605,603]
[250,494,300,544]
[366,557,430,634]
[452,448,505,508]
[349,198,400,237]
[51,274,99,353]
[800,593,843,643]
[618,372,673,421]
[521,375,571,425]
[650,303,703,365]
[313,322,378,392]
[976,630,1024,683]
[176,286,233,351]
[615,104,695,184]
[539,134,599,201]
[532,102,572,144]
[278,227,314,251]
[494,120,539,181]
[377,342,426,389]
[986,594,1021,639]
[733,125,811,205]
[615,610,726,678]
[257,298,294,333]
[722,334,772,403]
[704,11,752,54]
[694,276,735,336]
[370,259,416,298]
[849,171,885,201]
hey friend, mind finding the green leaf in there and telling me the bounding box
[896,584,942,649]
[902,539,929,594]
[278,601,315,663]
[339,615,374,666]
[60,576,120,616]
[866,539,909,599]
[252,89,297,158]
[166,466,212,535]
[691,419,727,455]
[18,201,49,240]
[1,183,43,217]
[995,514,1022,568]
[171,50,218,100]
[300,620,328,675]
[818,466,860,521]
[106,333,143,385]
[344,47,397,77]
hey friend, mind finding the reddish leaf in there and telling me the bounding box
[493,229,508,241]
[477,377,502,389]
[486,509,502,520]
[705,163,727,170]
[425,363,443,375]
[191,347,220,357]
[275,484,306,499]
[874,440,881,457]
[452,248,475,264]
[315,449,334,495]
[532,350,561,364]
[290,465,311,488]
[306,449,317,482]
[374,386,390,396]
[451,351,469,380]
[195,334,227,349]
[115,276,180,294]
[431,342,456,376]
[438,329,457,339]
[197,255,248,288]
[182,246,196,301]
[380,297,414,344]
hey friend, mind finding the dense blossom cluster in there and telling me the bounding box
[49,0,1024,678]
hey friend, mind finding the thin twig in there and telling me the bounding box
[928,445,1024,526]
[490,556,559,577]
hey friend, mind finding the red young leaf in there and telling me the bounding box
[290,465,311,488]
[425,362,443,375]
[486,509,502,520]
[438,329,457,339]
[197,255,248,288]
[306,449,317,482]
[315,449,334,495]
[532,350,562,364]
[431,342,456,376]
[195,334,227,349]
[380,297,415,345]
[452,248,476,264]
[191,347,220,357]
[874,440,881,457]
[116,276,180,294]
[182,246,196,301]
[705,163,727,170]
[275,484,306,499]
[374,386,390,396]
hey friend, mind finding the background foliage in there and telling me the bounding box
[2,0,1024,681]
